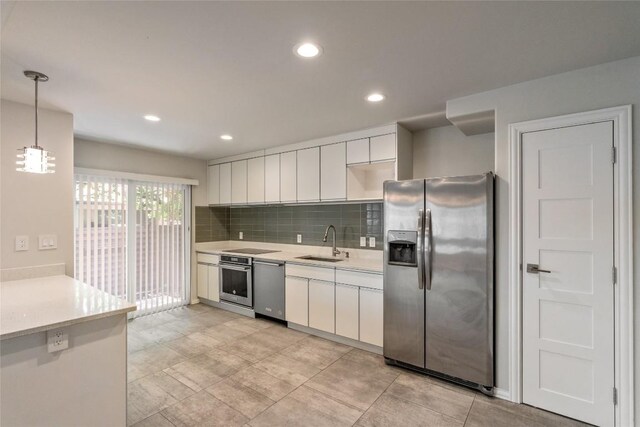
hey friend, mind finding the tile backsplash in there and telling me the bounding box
[195,203,383,250]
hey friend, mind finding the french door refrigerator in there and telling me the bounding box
[383,173,494,394]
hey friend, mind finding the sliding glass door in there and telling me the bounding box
[74,174,190,316]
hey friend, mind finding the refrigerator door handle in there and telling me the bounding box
[425,208,433,290]
[417,208,425,290]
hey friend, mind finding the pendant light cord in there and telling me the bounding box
[34,77,39,148]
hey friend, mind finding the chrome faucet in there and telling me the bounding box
[322,225,341,257]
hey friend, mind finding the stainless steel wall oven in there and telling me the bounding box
[219,255,253,307]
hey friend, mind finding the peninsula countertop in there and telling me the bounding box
[1,275,136,340]
[195,241,383,273]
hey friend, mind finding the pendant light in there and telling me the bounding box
[16,70,55,174]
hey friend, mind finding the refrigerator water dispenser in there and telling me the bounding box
[387,230,417,267]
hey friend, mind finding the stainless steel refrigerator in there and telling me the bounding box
[383,173,494,394]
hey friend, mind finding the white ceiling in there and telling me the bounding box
[2,1,640,159]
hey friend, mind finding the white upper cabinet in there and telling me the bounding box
[247,157,265,204]
[231,160,247,205]
[369,134,396,162]
[347,138,370,165]
[321,143,346,201]
[264,154,280,203]
[219,163,232,205]
[280,151,297,203]
[297,147,320,202]
[207,164,220,205]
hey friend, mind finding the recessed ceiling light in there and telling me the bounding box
[366,93,385,103]
[220,134,233,141]
[144,114,161,122]
[294,42,322,58]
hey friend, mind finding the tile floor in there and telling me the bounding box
[127,304,588,427]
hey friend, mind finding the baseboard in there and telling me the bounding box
[288,322,383,355]
[494,387,512,401]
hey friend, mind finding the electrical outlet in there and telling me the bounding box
[369,237,376,248]
[38,234,57,250]
[239,232,243,240]
[360,237,366,247]
[47,329,69,353]
[15,236,29,251]
[297,234,302,243]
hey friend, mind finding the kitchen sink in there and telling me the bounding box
[296,255,343,263]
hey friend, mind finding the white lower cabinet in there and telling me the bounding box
[335,283,359,340]
[197,263,220,302]
[285,276,308,326]
[359,287,383,347]
[308,280,335,333]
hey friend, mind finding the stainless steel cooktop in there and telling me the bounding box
[221,248,280,255]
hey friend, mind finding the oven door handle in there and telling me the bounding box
[220,264,251,272]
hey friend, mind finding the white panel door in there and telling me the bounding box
[308,279,335,333]
[369,134,396,162]
[207,164,220,205]
[321,143,347,201]
[347,138,370,165]
[247,157,265,204]
[296,147,320,202]
[231,160,247,205]
[197,263,208,299]
[280,151,297,203]
[335,283,359,340]
[264,154,280,203]
[359,287,383,346]
[219,163,232,205]
[207,265,220,302]
[522,121,614,426]
[285,276,308,326]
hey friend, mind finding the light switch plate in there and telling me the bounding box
[47,329,69,353]
[297,234,302,243]
[369,237,376,248]
[15,235,29,251]
[239,232,243,240]
[38,234,57,250]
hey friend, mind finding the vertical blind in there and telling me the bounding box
[74,173,190,317]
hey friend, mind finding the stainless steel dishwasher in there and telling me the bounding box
[253,260,285,320]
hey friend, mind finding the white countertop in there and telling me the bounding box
[1,275,136,340]
[195,241,383,273]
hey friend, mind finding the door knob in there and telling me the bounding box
[526,263,551,274]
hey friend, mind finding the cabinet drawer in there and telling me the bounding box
[335,269,382,290]
[197,253,220,265]
[286,264,334,282]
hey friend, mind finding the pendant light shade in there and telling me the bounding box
[16,70,55,174]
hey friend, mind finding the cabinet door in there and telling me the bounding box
[207,164,220,205]
[321,143,346,201]
[231,160,248,205]
[370,134,396,162]
[335,283,359,340]
[247,157,265,204]
[308,280,335,333]
[207,265,220,302]
[285,276,308,326]
[280,151,297,203]
[264,154,280,203]
[219,163,232,205]
[197,263,208,299]
[297,147,320,202]
[359,287,383,346]
[347,138,370,164]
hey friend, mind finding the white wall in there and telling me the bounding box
[74,138,208,301]
[0,100,74,276]
[412,125,494,179]
[447,55,639,408]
